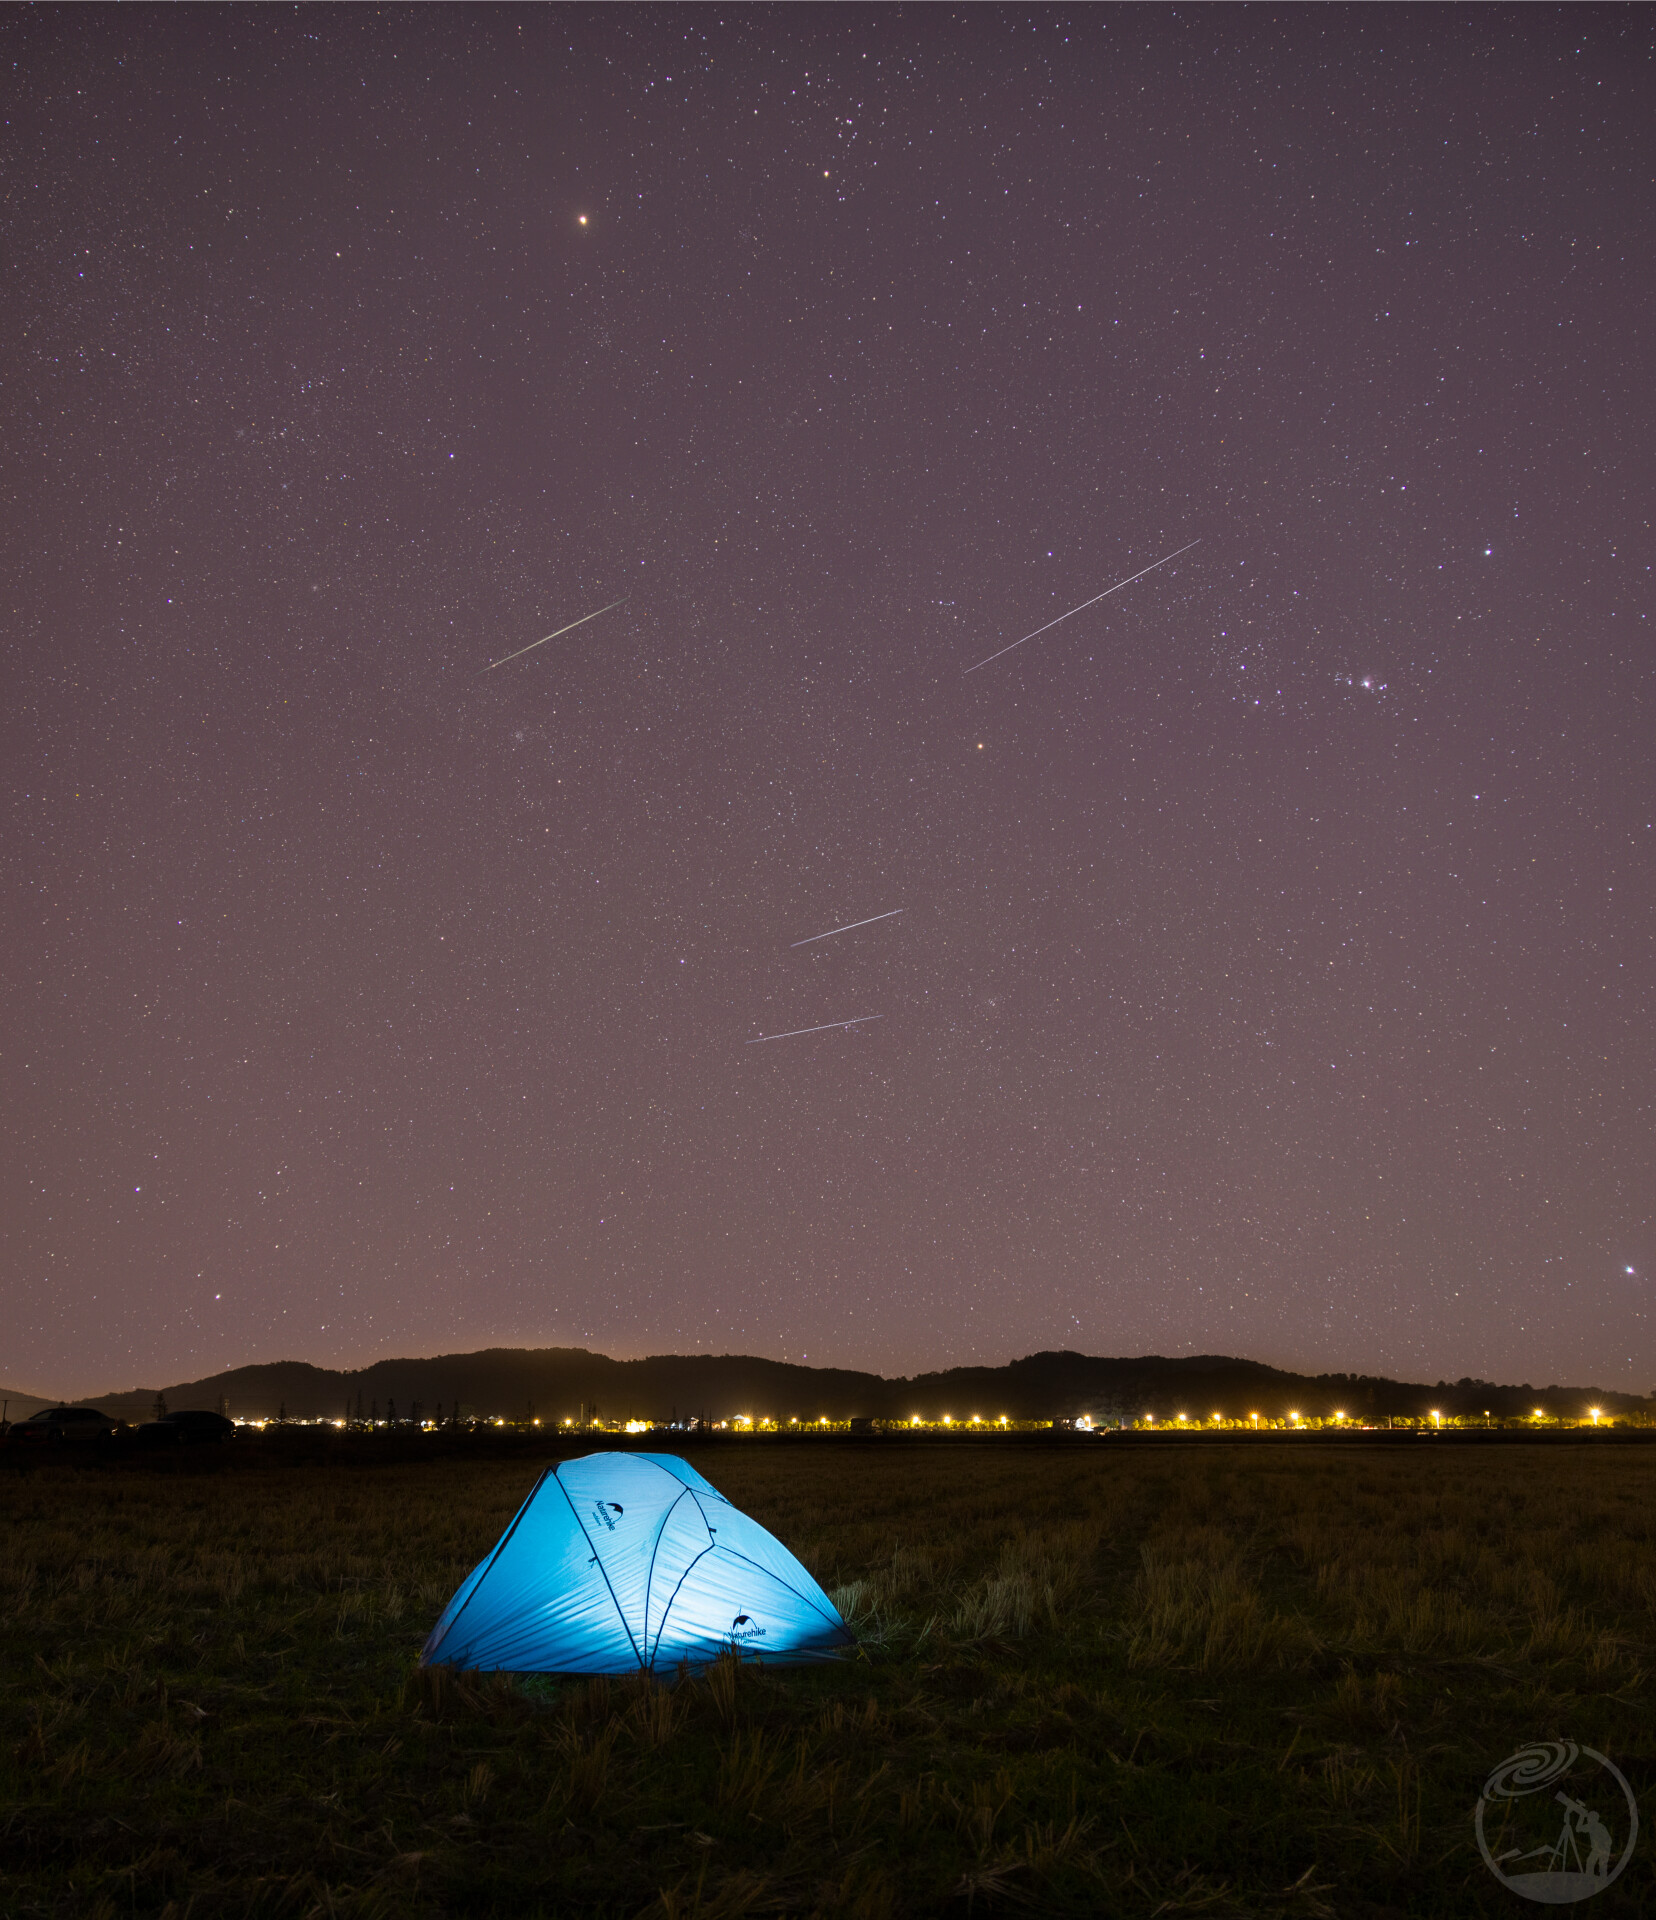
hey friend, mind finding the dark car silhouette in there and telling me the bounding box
[5,1406,122,1448]
[134,1409,235,1448]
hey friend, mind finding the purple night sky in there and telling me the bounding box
[3,7,1651,1398]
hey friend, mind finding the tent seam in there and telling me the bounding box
[553,1466,645,1670]
[426,1467,551,1665]
[642,1484,692,1656]
[647,1542,718,1671]
[715,1546,847,1633]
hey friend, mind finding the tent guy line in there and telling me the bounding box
[746,1016,883,1044]
[789,909,904,947]
[479,596,629,673]
[962,540,1201,674]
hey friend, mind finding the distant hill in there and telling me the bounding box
[59,1348,1656,1426]
[0,1387,61,1422]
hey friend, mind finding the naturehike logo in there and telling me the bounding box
[1475,1741,1638,1902]
[591,1501,624,1532]
[729,1612,766,1643]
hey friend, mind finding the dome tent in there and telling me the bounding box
[421,1452,854,1675]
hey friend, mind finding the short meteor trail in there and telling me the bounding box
[746,1015,883,1044]
[962,540,1200,674]
[789,908,904,948]
[479,596,628,673]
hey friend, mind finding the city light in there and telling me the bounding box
[307,1398,1617,1438]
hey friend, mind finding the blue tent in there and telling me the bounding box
[421,1452,854,1674]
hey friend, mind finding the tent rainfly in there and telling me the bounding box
[421,1452,854,1674]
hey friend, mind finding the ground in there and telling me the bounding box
[2,1441,1652,1916]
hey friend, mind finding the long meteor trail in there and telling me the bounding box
[480,596,628,673]
[789,909,904,948]
[962,540,1200,674]
[745,1015,883,1044]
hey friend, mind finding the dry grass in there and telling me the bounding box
[1,1445,1653,1915]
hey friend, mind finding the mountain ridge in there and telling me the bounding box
[8,1347,1650,1426]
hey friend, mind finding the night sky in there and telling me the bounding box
[4,7,1652,1399]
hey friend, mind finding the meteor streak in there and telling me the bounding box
[962,540,1200,674]
[480,596,629,673]
[745,1015,883,1044]
[789,908,904,947]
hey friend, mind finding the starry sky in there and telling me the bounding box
[4,7,1652,1398]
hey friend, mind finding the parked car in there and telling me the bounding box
[5,1405,123,1447]
[133,1409,235,1448]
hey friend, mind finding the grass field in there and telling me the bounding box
[3,1443,1652,1917]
